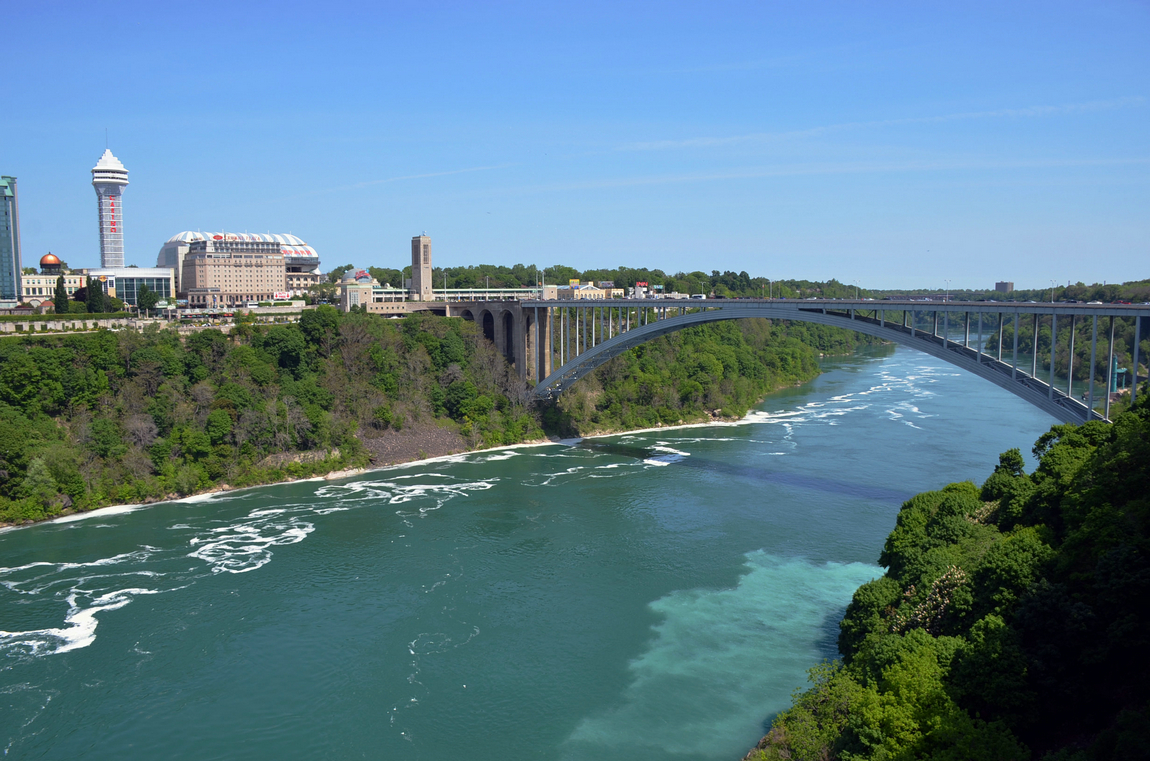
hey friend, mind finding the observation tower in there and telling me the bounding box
[91,149,129,268]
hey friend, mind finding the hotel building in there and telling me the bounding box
[181,234,287,307]
[159,231,321,295]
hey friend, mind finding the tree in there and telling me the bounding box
[53,275,69,315]
[299,305,340,352]
[20,457,57,507]
[136,284,159,315]
[85,276,106,314]
[206,409,233,446]
[327,264,355,283]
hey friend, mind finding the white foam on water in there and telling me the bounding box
[188,519,315,574]
[0,550,158,592]
[174,490,235,504]
[0,587,163,659]
[474,451,520,462]
[51,504,145,524]
[564,552,878,759]
[532,466,589,486]
[2,473,502,660]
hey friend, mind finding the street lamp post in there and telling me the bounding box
[944,279,951,303]
[1050,280,1056,303]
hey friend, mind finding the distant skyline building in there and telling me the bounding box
[92,149,129,268]
[410,234,432,301]
[0,176,21,307]
[995,281,1014,293]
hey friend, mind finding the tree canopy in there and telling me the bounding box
[748,394,1150,760]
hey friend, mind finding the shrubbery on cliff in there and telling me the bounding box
[0,308,541,523]
[748,393,1150,760]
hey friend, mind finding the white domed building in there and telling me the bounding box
[158,231,322,298]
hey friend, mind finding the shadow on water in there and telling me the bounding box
[578,441,913,504]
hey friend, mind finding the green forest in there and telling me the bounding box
[0,308,872,525]
[747,397,1150,760]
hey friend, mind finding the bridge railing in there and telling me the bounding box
[515,299,1147,422]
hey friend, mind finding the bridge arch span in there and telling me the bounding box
[531,305,1109,424]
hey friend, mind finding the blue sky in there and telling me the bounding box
[4,0,1147,288]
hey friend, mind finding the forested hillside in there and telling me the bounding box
[0,308,539,524]
[746,396,1150,760]
[0,309,873,525]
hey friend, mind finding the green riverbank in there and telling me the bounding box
[0,309,877,526]
[745,394,1150,760]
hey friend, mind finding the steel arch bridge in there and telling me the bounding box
[517,299,1149,424]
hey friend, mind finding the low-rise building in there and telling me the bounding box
[995,281,1014,293]
[21,255,176,309]
[339,269,408,313]
[84,267,175,306]
[557,284,606,300]
[20,254,85,307]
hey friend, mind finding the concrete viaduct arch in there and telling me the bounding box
[451,302,542,370]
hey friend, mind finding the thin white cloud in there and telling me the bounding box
[514,156,1150,194]
[619,97,1147,151]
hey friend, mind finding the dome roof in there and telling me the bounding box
[40,253,61,266]
[165,231,317,257]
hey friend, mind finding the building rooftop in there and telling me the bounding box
[166,231,317,258]
[92,149,127,173]
[91,150,129,185]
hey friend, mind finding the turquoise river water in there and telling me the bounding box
[0,346,1054,760]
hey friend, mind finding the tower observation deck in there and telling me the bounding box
[92,149,129,268]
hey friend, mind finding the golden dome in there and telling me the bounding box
[40,253,61,267]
